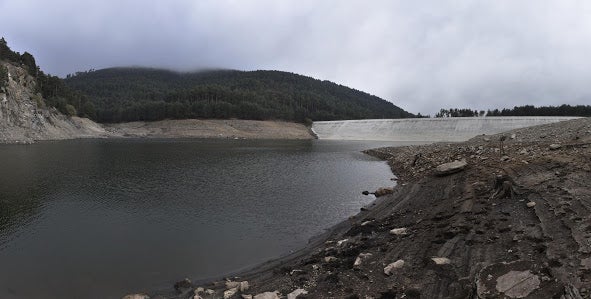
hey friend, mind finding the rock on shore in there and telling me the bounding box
[141,117,591,299]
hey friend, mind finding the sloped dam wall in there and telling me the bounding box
[312,117,579,142]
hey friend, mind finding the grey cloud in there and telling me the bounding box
[1,0,590,115]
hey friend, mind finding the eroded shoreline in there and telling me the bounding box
[136,117,591,299]
[0,119,315,144]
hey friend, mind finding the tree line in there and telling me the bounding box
[434,105,591,117]
[435,108,485,118]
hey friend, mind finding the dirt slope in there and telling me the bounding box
[155,117,591,299]
[106,119,314,140]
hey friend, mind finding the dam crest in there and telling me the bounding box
[312,117,580,142]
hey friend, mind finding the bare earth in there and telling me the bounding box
[106,119,314,140]
[148,117,591,299]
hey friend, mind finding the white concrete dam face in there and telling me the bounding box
[312,117,580,142]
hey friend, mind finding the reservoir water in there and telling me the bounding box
[0,139,414,299]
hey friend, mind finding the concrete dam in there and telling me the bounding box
[312,117,579,142]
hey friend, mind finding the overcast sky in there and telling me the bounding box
[1,0,590,115]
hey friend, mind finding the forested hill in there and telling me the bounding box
[64,67,413,123]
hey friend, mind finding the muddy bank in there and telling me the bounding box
[138,117,591,299]
[105,119,314,140]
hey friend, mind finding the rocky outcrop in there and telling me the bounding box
[0,61,109,143]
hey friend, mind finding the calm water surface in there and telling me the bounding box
[0,139,415,298]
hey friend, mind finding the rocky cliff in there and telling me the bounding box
[0,61,112,143]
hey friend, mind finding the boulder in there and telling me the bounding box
[226,281,241,289]
[496,271,540,298]
[239,281,250,292]
[548,144,562,150]
[434,160,468,176]
[384,259,405,275]
[373,187,394,197]
[324,256,338,263]
[225,280,249,292]
[475,260,562,298]
[287,289,308,299]
[224,288,238,299]
[354,253,373,267]
[254,291,280,299]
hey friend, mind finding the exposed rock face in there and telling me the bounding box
[0,61,108,143]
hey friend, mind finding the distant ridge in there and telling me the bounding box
[65,67,414,123]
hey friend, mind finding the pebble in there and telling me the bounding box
[431,257,451,265]
[324,256,338,263]
[527,201,536,208]
[389,227,408,235]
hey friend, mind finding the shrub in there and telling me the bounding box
[0,65,8,90]
[65,104,77,116]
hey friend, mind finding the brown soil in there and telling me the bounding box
[147,117,591,299]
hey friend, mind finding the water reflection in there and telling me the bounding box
[0,139,409,299]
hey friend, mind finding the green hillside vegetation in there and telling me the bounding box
[64,67,413,123]
[0,38,96,118]
[486,105,591,117]
[435,105,591,117]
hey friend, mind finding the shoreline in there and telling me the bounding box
[138,117,591,299]
[0,119,316,144]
